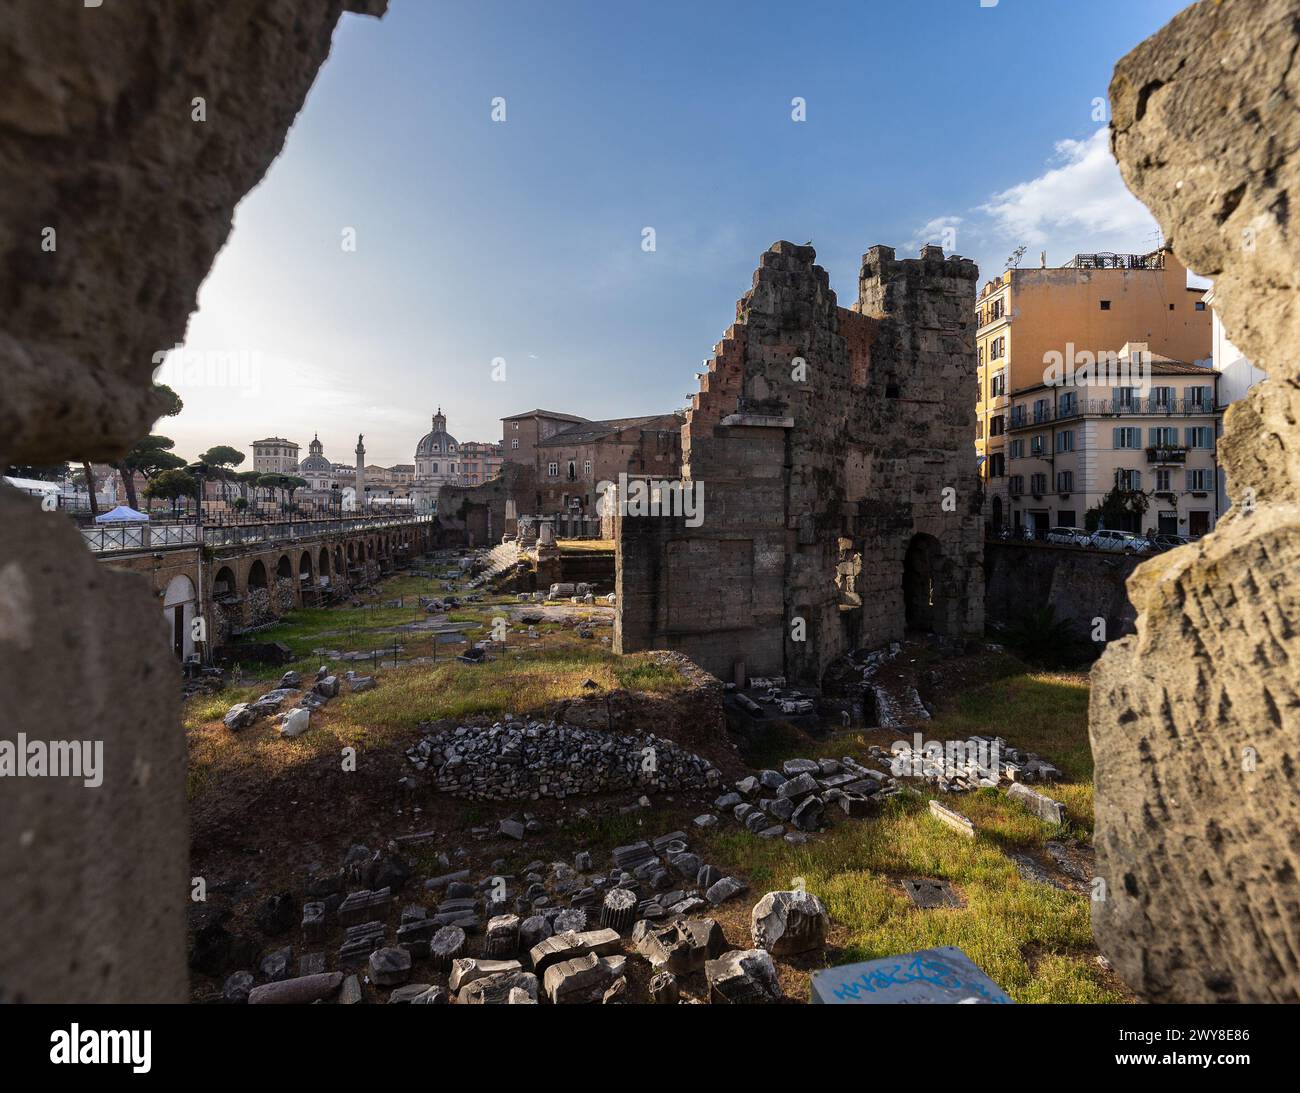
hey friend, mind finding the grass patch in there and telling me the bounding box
[703,790,1122,1004]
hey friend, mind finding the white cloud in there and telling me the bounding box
[978,127,1157,249]
[906,215,963,254]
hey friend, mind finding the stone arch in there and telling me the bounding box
[347,542,355,563]
[212,565,238,598]
[247,559,268,589]
[162,574,197,661]
[299,550,313,581]
[334,545,344,574]
[902,533,945,633]
[276,554,292,579]
[318,546,330,578]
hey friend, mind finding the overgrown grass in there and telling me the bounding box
[701,669,1119,1003]
[705,795,1118,1003]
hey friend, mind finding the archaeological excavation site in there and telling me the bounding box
[0,0,1295,1061]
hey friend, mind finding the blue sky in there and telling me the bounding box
[169,0,1194,467]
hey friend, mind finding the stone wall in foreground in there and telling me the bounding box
[0,0,388,1003]
[1091,0,1300,1002]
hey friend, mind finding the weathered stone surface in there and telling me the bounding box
[649,970,679,1004]
[413,721,715,801]
[367,946,412,987]
[705,876,748,905]
[448,957,521,993]
[750,890,828,955]
[460,970,539,1004]
[543,951,615,1004]
[928,800,975,838]
[634,917,725,974]
[0,0,389,1005]
[1007,782,1065,826]
[222,970,255,1004]
[615,241,984,684]
[705,948,782,1004]
[1094,0,1300,1003]
[279,707,311,739]
[248,971,343,1005]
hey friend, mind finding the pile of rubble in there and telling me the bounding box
[222,666,376,738]
[704,755,899,841]
[200,829,826,1004]
[406,721,721,801]
[882,736,1063,793]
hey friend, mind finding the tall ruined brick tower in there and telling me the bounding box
[616,241,984,685]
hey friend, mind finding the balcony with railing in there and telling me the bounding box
[1007,397,1217,430]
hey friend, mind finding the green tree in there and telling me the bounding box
[1084,484,1151,533]
[145,467,198,519]
[5,463,69,481]
[198,445,246,504]
[115,384,184,510]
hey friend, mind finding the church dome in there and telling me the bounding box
[299,434,331,474]
[415,407,458,459]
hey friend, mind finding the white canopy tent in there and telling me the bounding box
[94,504,150,523]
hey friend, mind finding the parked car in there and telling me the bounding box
[1045,526,1090,547]
[1086,529,1152,554]
[997,525,1035,542]
[1147,532,1192,552]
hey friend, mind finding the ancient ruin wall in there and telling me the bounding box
[1091,0,1300,1002]
[617,242,983,685]
[0,0,388,1003]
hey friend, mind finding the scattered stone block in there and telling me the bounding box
[368,946,412,987]
[649,971,679,1004]
[705,948,782,1004]
[223,970,254,1004]
[751,890,829,955]
[901,878,962,910]
[249,971,343,1005]
[634,916,725,974]
[543,951,616,1004]
[279,706,310,738]
[484,914,521,958]
[338,886,392,926]
[705,876,747,905]
[1007,782,1066,825]
[448,957,522,993]
[928,800,975,838]
[428,925,467,971]
[338,974,363,1004]
[460,970,539,1004]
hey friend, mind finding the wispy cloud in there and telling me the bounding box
[978,128,1157,247]
[908,127,1163,276]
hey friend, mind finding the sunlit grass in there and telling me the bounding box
[699,669,1119,1003]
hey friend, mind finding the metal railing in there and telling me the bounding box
[1008,397,1217,429]
[83,513,433,554]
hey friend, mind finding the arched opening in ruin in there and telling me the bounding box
[247,560,268,589]
[317,546,330,583]
[212,566,237,598]
[163,574,197,662]
[276,554,292,579]
[334,545,344,574]
[346,543,355,563]
[903,533,944,633]
[299,551,313,582]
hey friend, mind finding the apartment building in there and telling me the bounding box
[535,414,683,513]
[458,441,504,486]
[975,248,1210,526]
[250,436,300,474]
[1005,347,1221,537]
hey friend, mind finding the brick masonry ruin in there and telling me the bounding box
[615,242,985,685]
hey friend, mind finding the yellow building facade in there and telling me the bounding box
[974,248,1211,529]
